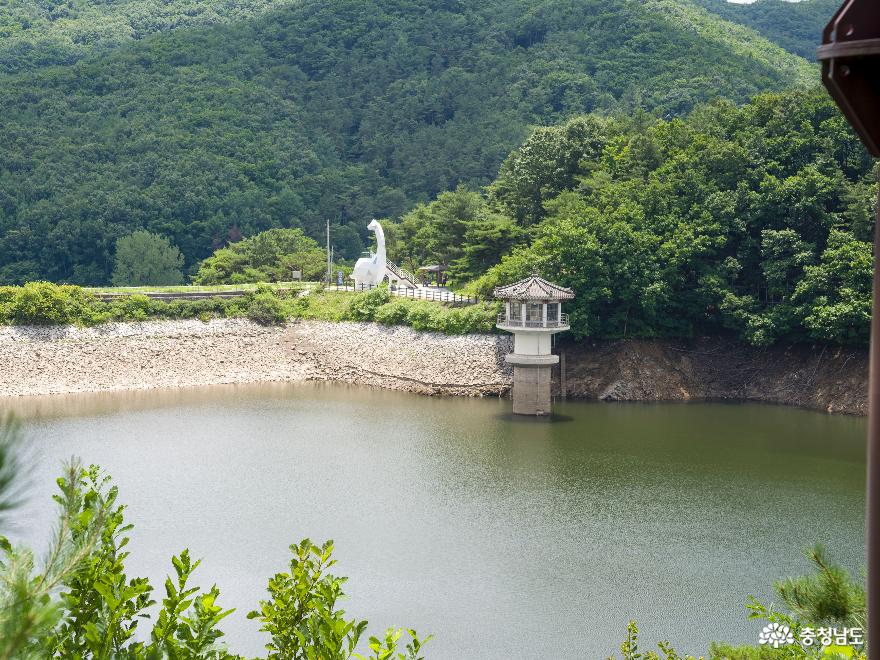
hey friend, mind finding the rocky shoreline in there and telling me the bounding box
[0,319,513,399]
[0,319,868,414]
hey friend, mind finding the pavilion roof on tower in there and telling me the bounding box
[493,274,574,300]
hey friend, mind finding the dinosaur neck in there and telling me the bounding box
[373,223,386,263]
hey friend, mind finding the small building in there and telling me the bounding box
[418,264,448,287]
[495,274,574,416]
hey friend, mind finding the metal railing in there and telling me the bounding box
[333,283,478,305]
[385,260,420,288]
[496,313,569,328]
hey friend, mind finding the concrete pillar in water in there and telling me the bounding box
[509,361,555,415]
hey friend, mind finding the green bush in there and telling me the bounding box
[708,643,792,659]
[361,297,498,334]
[107,294,156,321]
[436,303,498,334]
[165,297,239,320]
[247,291,287,325]
[404,301,444,332]
[0,282,495,335]
[374,299,412,326]
[345,286,391,321]
[8,282,95,325]
[0,456,431,659]
[0,286,15,323]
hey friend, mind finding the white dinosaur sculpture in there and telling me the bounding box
[351,219,387,288]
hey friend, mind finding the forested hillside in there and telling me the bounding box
[696,0,838,59]
[0,0,298,73]
[388,89,877,346]
[0,0,813,284]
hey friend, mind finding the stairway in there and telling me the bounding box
[385,260,420,289]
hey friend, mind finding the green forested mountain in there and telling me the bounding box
[696,0,838,59]
[0,0,298,73]
[389,89,876,346]
[0,0,814,284]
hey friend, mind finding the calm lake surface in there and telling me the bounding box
[3,383,867,658]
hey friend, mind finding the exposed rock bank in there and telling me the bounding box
[284,320,513,396]
[0,320,311,396]
[557,337,868,415]
[0,320,868,414]
[0,319,513,399]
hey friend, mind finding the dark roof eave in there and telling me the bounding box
[493,274,575,300]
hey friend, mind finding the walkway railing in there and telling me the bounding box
[333,283,478,305]
[496,313,569,328]
[385,260,420,289]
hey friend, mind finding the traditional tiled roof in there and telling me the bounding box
[493,274,575,300]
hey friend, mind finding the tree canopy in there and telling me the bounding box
[399,89,876,346]
[111,230,185,286]
[193,228,325,284]
[695,0,840,59]
[0,0,813,285]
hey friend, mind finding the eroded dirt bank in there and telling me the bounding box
[0,320,867,414]
[557,337,868,415]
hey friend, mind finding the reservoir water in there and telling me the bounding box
[2,383,866,658]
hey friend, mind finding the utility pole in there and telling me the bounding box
[326,219,331,285]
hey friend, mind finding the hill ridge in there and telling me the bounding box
[0,0,819,284]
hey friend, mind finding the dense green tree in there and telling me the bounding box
[792,230,873,345]
[450,210,524,284]
[387,187,484,273]
[463,89,876,346]
[111,231,185,287]
[488,116,610,226]
[0,0,303,73]
[194,228,325,284]
[761,229,815,298]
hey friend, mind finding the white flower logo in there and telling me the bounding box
[758,623,794,648]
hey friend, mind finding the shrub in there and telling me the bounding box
[107,294,156,321]
[0,282,493,336]
[0,455,431,659]
[707,643,790,659]
[346,286,391,321]
[8,282,94,325]
[368,297,497,334]
[435,303,498,334]
[404,301,444,332]
[247,291,287,325]
[374,299,411,326]
[0,286,15,323]
[164,297,234,320]
[608,621,700,660]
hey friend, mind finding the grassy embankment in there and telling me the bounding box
[0,282,499,334]
[84,282,318,294]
